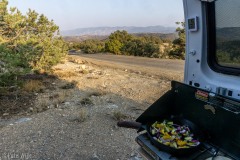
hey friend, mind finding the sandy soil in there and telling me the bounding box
[0,55,183,160]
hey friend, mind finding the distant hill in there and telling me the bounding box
[64,35,108,42]
[61,26,176,36]
[64,33,178,42]
[217,27,240,41]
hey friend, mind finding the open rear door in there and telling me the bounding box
[183,0,240,101]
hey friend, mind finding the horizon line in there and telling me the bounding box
[61,25,177,31]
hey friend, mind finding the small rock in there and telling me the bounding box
[3,113,9,116]
[130,152,135,157]
[81,65,86,70]
[107,104,118,109]
[15,118,32,124]
[64,102,71,105]
[29,107,34,111]
[130,157,142,160]
[91,153,100,160]
[48,104,54,109]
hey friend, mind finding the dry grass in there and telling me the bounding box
[60,81,76,89]
[70,108,88,122]
[39,98,49,108]
[88,90,106,97]
[79,69,89,74]
[80,97,93,105]
[78,108,88,122]
[22,80,44,92]
[86,76,98,79]
[54,71,78,78]
[0,87,9,95]
[52,67,63,71]
[35,91,70,112]
[112,111,128,121]
[68,56,85,64]
[51,91,68,105]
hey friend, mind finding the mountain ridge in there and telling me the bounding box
[61,25,176,36]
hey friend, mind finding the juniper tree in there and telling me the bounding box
[0,0,67,86]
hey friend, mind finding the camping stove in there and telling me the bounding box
[136,133,237,160]
[133,81,240,160]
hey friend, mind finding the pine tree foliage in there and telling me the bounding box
[170,22,186,59]
[0,0,67,86]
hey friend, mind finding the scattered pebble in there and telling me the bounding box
[64,102,71,106]
[81,65,86,70]
[3,113,9,116]
[91,152,100,160]
[106,104,119,109]
[15,118,32,124]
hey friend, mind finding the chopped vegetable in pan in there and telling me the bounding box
[151,120,200,149]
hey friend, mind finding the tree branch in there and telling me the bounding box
[0,26,26,44]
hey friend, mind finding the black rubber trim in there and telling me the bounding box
[206,2,240,76]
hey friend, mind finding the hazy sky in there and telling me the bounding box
[8,0,184,31]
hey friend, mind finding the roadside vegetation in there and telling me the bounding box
[0,0,67,87]
[68,22,185,60]
[0,0,185,119]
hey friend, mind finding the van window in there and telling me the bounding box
[208,0,240,74]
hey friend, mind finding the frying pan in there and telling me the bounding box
[117,117,205,156]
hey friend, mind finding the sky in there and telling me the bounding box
[8,0,184,31]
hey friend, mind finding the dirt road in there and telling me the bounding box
[70,53,184,81]
[73,53,184,72]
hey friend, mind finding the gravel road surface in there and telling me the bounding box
[70,53,184,80]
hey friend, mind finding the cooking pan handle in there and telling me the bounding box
[117,121,142,130]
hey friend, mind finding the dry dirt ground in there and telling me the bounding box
[0,55,183,160]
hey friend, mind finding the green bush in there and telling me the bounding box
[0,0,67,86]
[68,29,185,60]
[80,39,104,54]
[121,38,159,57]
[170,22,186,59]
